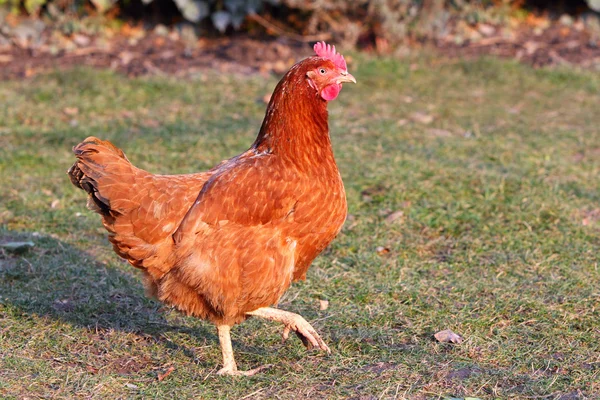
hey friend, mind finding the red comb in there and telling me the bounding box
[313,41,347,71]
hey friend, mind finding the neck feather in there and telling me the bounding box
[252,68,332,165]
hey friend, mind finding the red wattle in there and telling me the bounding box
[321,84,342,101]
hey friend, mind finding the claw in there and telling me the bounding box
[282,314,331,353]
[282,326,291,342]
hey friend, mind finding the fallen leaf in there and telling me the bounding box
[434,329,463,344]
[63,107,79,116]
[157,366,175,381]
[125,383,138,389]
[376,246,390,255]
[51,199,60,209]
[385,210,404,224]
[319,299,329,311]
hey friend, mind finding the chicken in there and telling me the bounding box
[68,42,356,376]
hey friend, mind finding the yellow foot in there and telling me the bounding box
[217,364,273,377]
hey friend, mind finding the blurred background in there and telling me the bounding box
[1,0,599,79]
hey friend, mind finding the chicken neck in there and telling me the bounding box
[251,71,335,168]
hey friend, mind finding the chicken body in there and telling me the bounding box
[69,50,355,375]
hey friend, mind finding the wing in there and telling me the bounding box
[173,152,298,243]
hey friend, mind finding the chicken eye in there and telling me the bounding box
[319,68,327,75]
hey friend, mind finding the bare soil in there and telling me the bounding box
[0,20,599,81]
[0,35,311,80]
[435,23,600,68]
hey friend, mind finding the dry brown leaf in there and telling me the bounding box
[385,210,404,224]
[157,366,175,381]
[434,329,463,344]
[319,299,329,310]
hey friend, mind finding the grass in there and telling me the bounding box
[1,55,600,399]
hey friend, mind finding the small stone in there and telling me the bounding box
[0,241,35,254]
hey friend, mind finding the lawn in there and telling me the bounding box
[1,54,600,399]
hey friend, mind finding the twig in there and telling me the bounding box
[238,388,265,400]
[247,12,331,43]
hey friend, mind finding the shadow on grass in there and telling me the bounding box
[0,228,232,365]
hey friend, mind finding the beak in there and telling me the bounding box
[336,71,357,84]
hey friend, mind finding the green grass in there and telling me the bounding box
[1,56,600,399]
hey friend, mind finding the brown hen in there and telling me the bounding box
[68,42,356,375]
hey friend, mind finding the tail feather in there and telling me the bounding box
[69,137,141,216]
[68,136,210,279]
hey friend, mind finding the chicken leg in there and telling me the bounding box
[216,324,272,376]
[246,307,331,353]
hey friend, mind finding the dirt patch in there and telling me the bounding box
[0,17,599,81]
[0,34,311,80]
[435,23,600,69]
